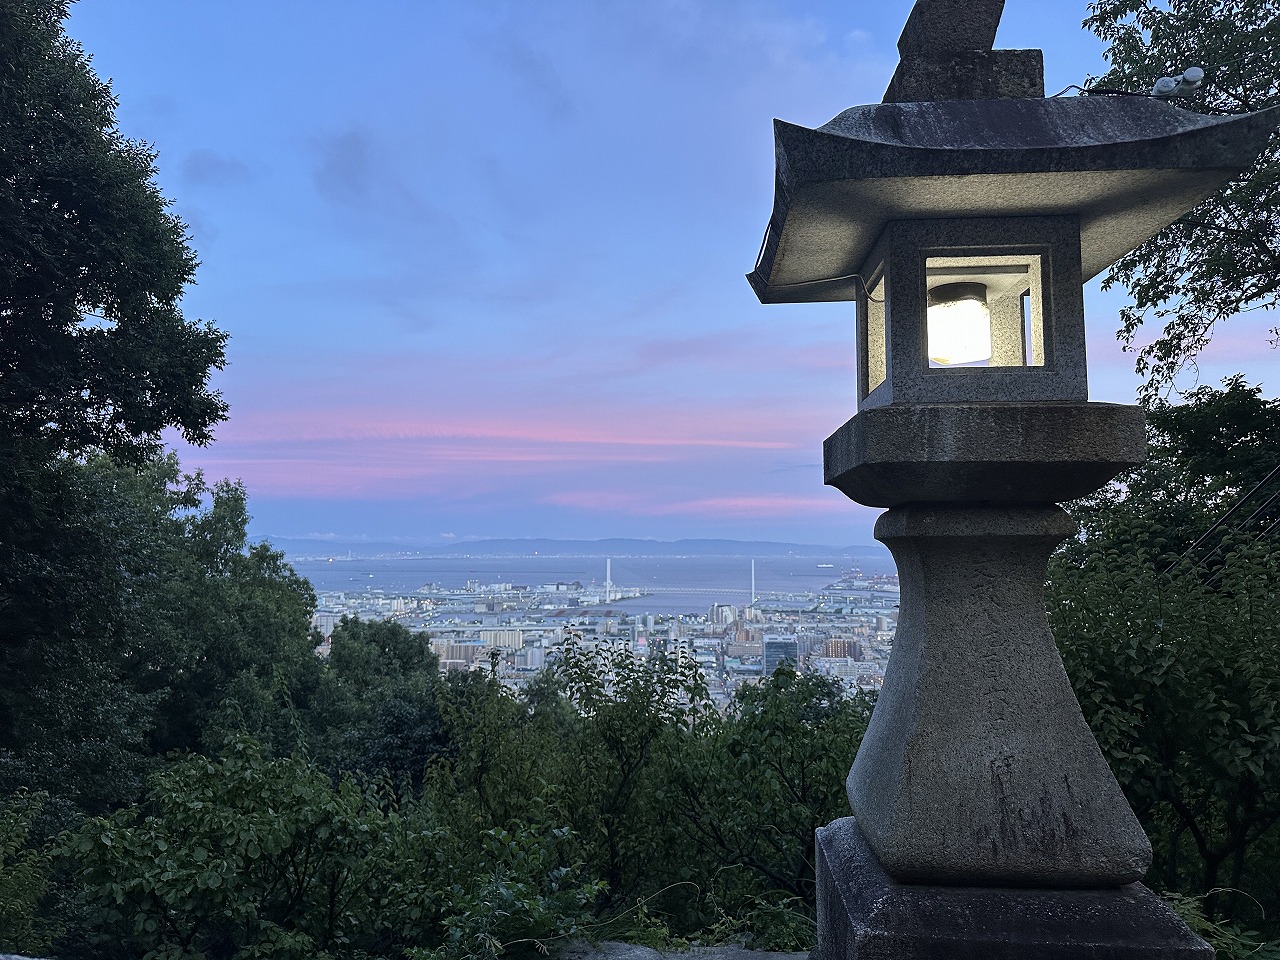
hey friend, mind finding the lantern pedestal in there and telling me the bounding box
[813,400,1212,953]
[822,402,1153,884]
[846,504,1150,887]
[813,817,1212,960]
[825,403,1153,884]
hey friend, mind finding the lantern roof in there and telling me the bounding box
[749,96,1280,304]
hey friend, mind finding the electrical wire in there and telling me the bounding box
[765,273,885,302]
[1202,512,1280,588]
[1164,460,1280,574]
[1082,86,1153,96]
[1049,83,1154,97]
[1187,483,1280,578]
[752,221,884,300]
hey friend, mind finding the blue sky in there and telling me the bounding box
[65,1,1275,548]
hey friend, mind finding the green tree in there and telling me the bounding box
[0,790,57,954]
[550,638,711,909]
[425,668,567,842]
[44,639,878,954]
[666,668,872,906]
[429,641,870,949]
[61,738,600,960]
[1050,379,1280,929]
[303,617,446,790]
[1083,0,1280,395]
[62,738,444,960]
[328,616,439,682]
[0,0,226,460]
[0,0,239,816]
[0,456,317,817]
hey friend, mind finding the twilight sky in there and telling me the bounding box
[66,1,1276,549]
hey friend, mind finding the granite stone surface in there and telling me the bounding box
[845,504,1151,886]
[885,48,1044,103]
[884,0,1043,102]
[824,402,1146,506]
[813,817,1213,960]
[748,97,1280,304]
[558,941,808,960]
[847,218,1090,408]
[895,0,1006,55]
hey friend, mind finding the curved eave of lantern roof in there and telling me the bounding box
[748,96,1280,304]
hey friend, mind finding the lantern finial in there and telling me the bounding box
[884,0,1043,102]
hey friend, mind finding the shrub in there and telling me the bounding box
[58,736,600,960]
[0,789,56,954]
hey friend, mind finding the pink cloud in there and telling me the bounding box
[189,442,665,497]
[653,494,839,517]
[541,490,840,519]
[539,490,651,511]
[218,407,803,450]
[179,417,818,500]
[1193,318,1278,364]
[1085,305,1279,368]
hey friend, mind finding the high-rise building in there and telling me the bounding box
[479,628,523,648]
[709,603,739,625]
[826,636,863,660]
[763,635,800,676]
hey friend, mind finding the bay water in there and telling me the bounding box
[292,554,898,615]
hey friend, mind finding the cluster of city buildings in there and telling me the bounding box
[311,567,900,705]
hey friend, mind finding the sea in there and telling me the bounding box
[290,554,899,616]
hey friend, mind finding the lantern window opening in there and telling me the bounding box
[924,254,1045,371]
[852,217,1085,409]
[865,271,888,394]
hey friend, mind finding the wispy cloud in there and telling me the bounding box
[541,490,838,519]
[218,404,808,450]
[654,495,837,517]
[182,148,252,188]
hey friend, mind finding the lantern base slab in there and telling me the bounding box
[814,817,1211,960]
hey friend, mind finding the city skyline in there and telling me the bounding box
[66,1,1274,548]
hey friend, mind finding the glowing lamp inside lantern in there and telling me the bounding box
[927,282,991,366]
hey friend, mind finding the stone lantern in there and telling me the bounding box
[747,1,1280,957]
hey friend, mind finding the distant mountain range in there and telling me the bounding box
[262,537,428,558]
[441,538,882,558]
[264,535,885,560]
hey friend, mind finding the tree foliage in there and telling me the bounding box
[301,616,446,791]
[0,456,317,819]
[664,668,871,911]
[0,0,226,460]
[60,738,599,960]
[1050,378,1280,929]
[1084,0,1280,396]
[29,641,876,958]
[408,645,870,952]
[0,790,58,954]
[0,0,239,822]
[551,638,713,907]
